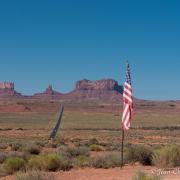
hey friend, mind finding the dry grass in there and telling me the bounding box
[0,103,179,144]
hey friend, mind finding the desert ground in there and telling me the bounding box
[2,165,180,180]
[0,100,179,179]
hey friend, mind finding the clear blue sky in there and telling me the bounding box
[0,0,180,100]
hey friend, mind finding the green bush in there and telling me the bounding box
[28,155,45,170]
[74,155,90,167]
[0,151,29,164]
[152,145,180,167]
[66,147,90,158]
[91,153,121,168]
[8,151,30,162]
[15,170,55,180]
[46,154,66,171]
[125,145,153,165]
[28,153,72,171]
[89,144,104,151]
[3,157,25,174]
[132,170,162,180]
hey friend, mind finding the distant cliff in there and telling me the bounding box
[75,79,123,93]
[33,85,62,99]
[0,82,21,97]
[0,79,123,102]
[63,79,123,102]
[0,82,14,90]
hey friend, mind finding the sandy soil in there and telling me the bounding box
[2,165,180,180]
[53,165,180,180]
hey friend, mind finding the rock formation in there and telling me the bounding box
[75,79,123,93]
[0,79,123,102]
[33,85,62,99]
[0,82,22,97]
[0,82,14,90]
[65,79,123,102]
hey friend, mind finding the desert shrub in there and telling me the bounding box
[8,151,30,161]
[91,153,121,169]
[15,170,55,180]
[66,147,90,158]
[26,144,41,155]
[28,155,45,170]
[28,153,72,171]
[89,144,104,151]
[49,153,72,171]
[11,142,24,151]
[132,170,162,180]
[74,155,90,168]
[0,152,7,163]
[45,154,68,171]
[3,157,25,174]
[125,145,153,165]
[152,145,180,167]
[0,151,29,164]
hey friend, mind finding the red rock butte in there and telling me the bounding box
[0,82,14,90]
[0,82,21,97]
[0,79,123,102]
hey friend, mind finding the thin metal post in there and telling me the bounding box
[121,128,124,168]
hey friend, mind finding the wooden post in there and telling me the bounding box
[121,128,124,168]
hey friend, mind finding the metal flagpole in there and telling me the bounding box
[121,127,124,168]
[121,61,133,168]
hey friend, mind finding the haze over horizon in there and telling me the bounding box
[0,0,180,100]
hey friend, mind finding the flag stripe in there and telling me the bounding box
[123,92,132,103]
[124,82,131,89]
[121,63,133,131]
[124,88,131,96]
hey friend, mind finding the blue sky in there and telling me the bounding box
[0,0,180,100]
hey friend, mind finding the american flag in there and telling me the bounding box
[122,62,133,130]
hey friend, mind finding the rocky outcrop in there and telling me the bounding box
[33,85,62,99]
[0,82,22,98]
[75,79,123,93]
[0,82,14,90]
[64,79,123,102]
[45,85,54,95]
[0,79,123,102]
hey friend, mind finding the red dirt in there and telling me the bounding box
[52,165,180,180]
[2,165,180,180]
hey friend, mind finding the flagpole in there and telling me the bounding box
[121,127,124,168]
[121,61,133,168]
